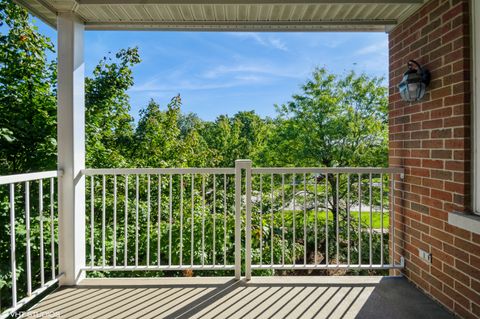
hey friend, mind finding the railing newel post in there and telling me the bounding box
[245,160,252,281]
[234,160,242,280]
[234,159,252,281]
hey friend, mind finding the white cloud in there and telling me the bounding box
[233,75,267,82]
[267,38,288,51]
[229,33,288,51]
[129,61,305,93]
[129,80,240,92]
[355,41,388,55]
[202,63,306,80]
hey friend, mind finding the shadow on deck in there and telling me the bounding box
[22,276,453,319]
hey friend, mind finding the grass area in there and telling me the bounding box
[269,210,390,229]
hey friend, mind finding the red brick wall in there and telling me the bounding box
[389,0,479,318]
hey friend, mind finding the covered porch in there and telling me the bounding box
[2,0,479,318]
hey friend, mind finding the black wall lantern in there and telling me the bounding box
[398,60,431,102]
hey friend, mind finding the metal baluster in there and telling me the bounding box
[336,173,339,266]
[281,174,285,266]
[113,175,117,267]
[124,175,128,266]
[325,173,328,267]
[223,174,227,266]
[292,174,296,265]
[180,174,184,266]
[347,174,351,266]
[314,174,318,266]
[50,178,55,278]
[90,176,95,267]
[169,174,173,267]
[147,175,151,266]
[259,175,263,266]
[158,175,162,266]
[25,181,31,296]
[201,175,205,266]
[271,174,274,266]
[213,174,216,265]
[369,173,373,267]
[380,174,384,266]
[102,175,106,267]
[303,174,307,266]
[10,183,17,307]
[391,174,396,267]
[39,180,44,286]
[358,173,362,266]
[135,175,139,266]
[191,174,195,266]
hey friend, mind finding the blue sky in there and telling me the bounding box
[35,18,388,121]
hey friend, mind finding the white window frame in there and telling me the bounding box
[473,0,480,215]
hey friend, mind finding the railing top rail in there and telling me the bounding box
[82,167,404,176]
[0,170,62,185]
[251,167,405,174]
[82,167,236,176]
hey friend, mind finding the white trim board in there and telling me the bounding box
[472,0,480,215]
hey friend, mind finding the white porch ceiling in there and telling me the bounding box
[15,0,425,32]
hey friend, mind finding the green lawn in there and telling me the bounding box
[266,210,390,229]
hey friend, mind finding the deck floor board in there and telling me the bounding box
[22,276,453,319]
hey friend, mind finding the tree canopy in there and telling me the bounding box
[0,0,388,173]
[259,68,388,168]
[0,0,56,174]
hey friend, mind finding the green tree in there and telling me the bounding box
[202,111,272,167]
[133,96,212,168]
[259,67,388,215]
[261,68,388,168]
[0,1,58,309]
[0,0,57,174]
[178,112,203,138]
[85,48,140,168]
[258,68,389,265]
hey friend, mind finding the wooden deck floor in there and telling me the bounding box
[22,276,453,319]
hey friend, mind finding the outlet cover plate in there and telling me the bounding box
[419,248,432,263]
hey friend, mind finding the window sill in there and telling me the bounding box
[448,212,480,235]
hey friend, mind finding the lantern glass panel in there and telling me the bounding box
[408,82,418,99]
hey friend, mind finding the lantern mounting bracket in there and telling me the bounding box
[408,60,431,86]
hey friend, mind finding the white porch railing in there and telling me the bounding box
[81,167,239,275]
[246,165,404,280]
[0,171,62,318]
[0,162,404,317]
[81,161,404,278]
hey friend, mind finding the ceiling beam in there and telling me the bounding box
[14,0,56,28]
[87,19,397,26]
[77,0,423,5]
[85,19,396,32]
[86,24,387,32]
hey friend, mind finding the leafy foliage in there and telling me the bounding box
[259,67,388,168]
[132,96,213,168]
[85,48,140,168]
[202,111,273,167]
[0,0,56,174]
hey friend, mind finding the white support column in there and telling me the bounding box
[57,12,86,286]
